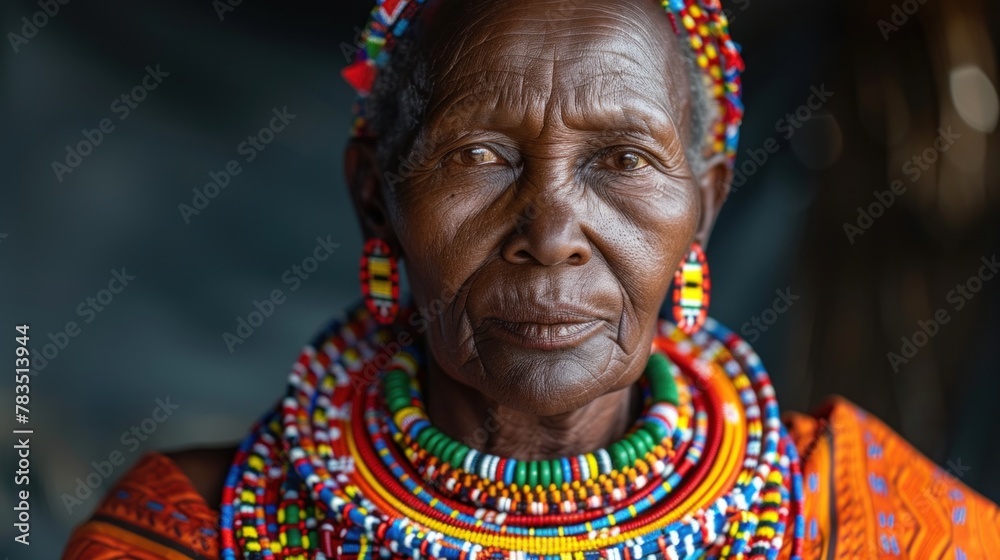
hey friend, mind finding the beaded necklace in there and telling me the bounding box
[220,308,805,559]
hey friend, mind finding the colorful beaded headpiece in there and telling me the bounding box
[342,0,745,167]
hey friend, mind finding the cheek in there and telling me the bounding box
[389,183,496,324]
[602,178,701,302]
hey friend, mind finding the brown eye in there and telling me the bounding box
[607,150,650,171]
[453,146,502,166]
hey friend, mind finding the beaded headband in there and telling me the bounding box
[342,0,744,167]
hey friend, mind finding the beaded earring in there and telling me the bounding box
[671,242,710,335]
[360,237,399,325]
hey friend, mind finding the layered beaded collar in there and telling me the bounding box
[221,307,805,559]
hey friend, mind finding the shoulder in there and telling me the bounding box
[62,446,236,560]
[781,396,1000,559]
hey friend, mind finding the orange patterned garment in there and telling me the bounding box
[62,453,219,559]
[64,397,1000,559]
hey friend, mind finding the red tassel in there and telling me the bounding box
[341,61,377,96]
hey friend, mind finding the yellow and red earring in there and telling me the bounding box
[359,238,399,325]
[671,242,711,335]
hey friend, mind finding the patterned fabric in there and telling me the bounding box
[64,402,1000,559]
[783,397,1000,559]
[63,453,220,560]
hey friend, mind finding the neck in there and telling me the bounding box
[423,349,642,460]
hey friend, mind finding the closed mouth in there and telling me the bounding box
[483,317,604,350]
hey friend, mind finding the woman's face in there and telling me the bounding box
[353,0,724,416]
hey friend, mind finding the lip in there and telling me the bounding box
[482,316,605,350]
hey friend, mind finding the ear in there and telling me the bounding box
[694,153,732,248]
[344,138,400,250]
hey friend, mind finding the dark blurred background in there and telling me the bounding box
[1,0,998,557]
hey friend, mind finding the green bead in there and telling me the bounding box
[635,429,657,454]
[646,353,679,405]
[642,420,668,442]
[551,459,563,487]
[385,379,407,392]
[452,443,470,468]
[441,439,459,465]
[383,386,403,398]
[527,461,539,488]
[384,383,408,396]
[385,370,407,386]
[609,442,630,470]
[366,34,389,60]
[620,438,638,465]
[308,530,318,550]
[386,386,409,398]
[286,504,299,523]
[539,460,551,488]
[287,528,302,547]
[515,461,527,487]
[433,433,454,458]
[385,378,408,391]
[387,396,410,413]
[416,426,436,448]
[627,433,648,458]
[425,431,445,456]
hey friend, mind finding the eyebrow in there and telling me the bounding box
[415,54,689,155]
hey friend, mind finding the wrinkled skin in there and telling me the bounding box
[345,0,731,460]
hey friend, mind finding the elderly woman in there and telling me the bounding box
[64,0,1000,558]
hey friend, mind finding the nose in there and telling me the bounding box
[501,192,592,267]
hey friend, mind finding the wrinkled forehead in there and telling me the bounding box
[417,0,692,133]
